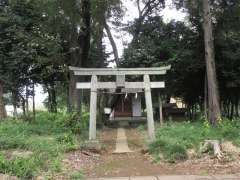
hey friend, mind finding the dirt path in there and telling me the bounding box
[64,127,240,178]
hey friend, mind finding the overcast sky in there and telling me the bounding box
[33,0,186,109]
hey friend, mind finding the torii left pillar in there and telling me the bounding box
[144,74,156,142]
[89,75,98,140]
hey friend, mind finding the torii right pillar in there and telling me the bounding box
[144,74,156,142]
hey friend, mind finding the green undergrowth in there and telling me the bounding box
[0,111,89,179]
[148,118,240,163]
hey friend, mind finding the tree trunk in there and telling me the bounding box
[68,71,77,113]
[227,98,231,118]
[67,86,71,113]
[76,89,82,114]
[158,93,163,125]
[20,95,26,116]
[230,101,234,119]
[204,73,208,118]
[32,83,36,120]
[104,19,120,67]
[234,92,239,117]
[12,91,18,116]
[201,140,223,159]
[47,83,57,113]
[26,85,29,113]
[68,0,91,113]
[80,0,91,67]
[203,0,221,126]
[0,81,6,119]
[67,25,80,113]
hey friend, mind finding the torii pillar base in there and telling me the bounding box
[83,140,102,152]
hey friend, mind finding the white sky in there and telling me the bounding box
[33,0,186,109]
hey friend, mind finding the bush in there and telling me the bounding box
[0,153,40,178]
[149,119,240,163]
[58,112,89,135]
[68,170,83,180]
[0,153,9,172]
[149,138,187,162]
[9,157,37,178]
[0,111,88,178]
[56,132,75,145]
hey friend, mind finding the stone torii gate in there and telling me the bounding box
[70,66,171,142]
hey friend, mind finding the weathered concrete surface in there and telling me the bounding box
[144,74,156,142]
[86,178,129,180]
[157,176,191,180]
[131,176,157,180]
[157,175,212,180]
[211,174,239,180]
[85,174,240,180]
[113,128,133,153]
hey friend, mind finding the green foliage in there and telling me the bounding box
[56,132,75,145]
[149,119,240,163]
[49,158,62,173]
[149,138,187,163]
[8,156,37,178]
[0,111,88,178]
[57,112,89,135]
[0,0,64,114]
[68,170,83,180]
[0,153,39,178]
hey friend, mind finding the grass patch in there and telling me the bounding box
[148,118,240,163]
[68,170,84,180]
[0,111,89,179]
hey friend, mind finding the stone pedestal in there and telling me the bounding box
[82,140,102,152]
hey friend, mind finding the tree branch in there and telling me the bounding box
[104,19,120,67]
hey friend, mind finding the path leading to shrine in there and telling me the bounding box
[114,128,133,153]
[78,127,240,178]
[61,126,240,179]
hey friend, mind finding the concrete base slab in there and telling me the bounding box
[113,128,133,153]
[158,175,192,180]
[211,174,239,180]
[86,177,129,180]
[184,175,213,180]
[85,175,240,180]
[130,176,158,180]
[99,178,130,180]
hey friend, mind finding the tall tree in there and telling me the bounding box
[64,0,91,112]
[203,0,221,126]
[0,81,6,119]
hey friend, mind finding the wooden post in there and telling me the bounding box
[89,75,98,140]
[144,74,156,142]
[158,93,163,125]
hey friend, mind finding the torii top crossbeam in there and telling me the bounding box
[69,65,171,76]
